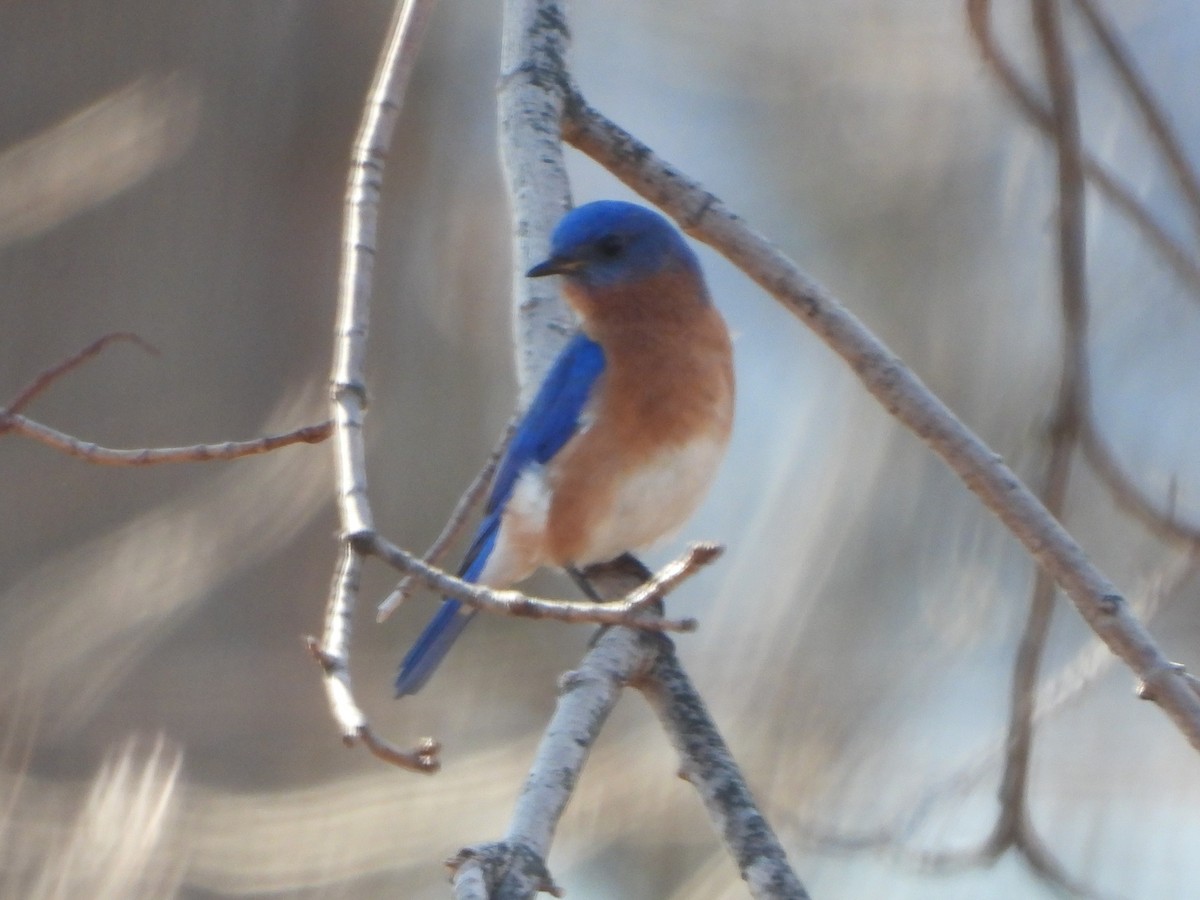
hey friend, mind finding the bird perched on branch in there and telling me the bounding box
[395,200,734,696]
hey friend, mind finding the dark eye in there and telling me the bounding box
[595,234,625,259]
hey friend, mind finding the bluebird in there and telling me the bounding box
[395,200,734,696]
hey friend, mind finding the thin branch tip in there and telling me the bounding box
[357,724,442,773]
[2,331,160,422]
[687,540,724,564]
[303,635,341,674]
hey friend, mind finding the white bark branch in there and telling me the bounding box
[496,0,575,398]
[451,1,811,896]
[318,0,442,772]
[562,94,1200,751]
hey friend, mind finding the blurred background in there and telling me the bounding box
[3,1,1200,897]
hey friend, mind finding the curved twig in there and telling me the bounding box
[3,414,330,465]
[377,415,518,622]
[318,0,441,769]
[1070,0,1200,243]
[965,0,1200,299]
[0,332,158,422]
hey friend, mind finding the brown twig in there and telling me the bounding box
[0,334,330,464]
[4,414,331,465]
[966,0,1200,299]
[1070,0,1200,243]
[377,415,518,622]
[971,0,1200,552]
[791,553,1197,889]
[1079,421,1200,547]
[978,3,1091,893]
[0,332,158,423]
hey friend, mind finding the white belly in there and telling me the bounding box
[576,434,726,565]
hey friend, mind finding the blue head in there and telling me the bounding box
[526,201,700,289]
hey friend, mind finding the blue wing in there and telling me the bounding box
[486,333,606,515]
[395,333,606,696]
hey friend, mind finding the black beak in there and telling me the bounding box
[526,256,577,278]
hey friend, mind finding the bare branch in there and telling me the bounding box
[445,1,809,893]
[497,0,575,398]
[451,843,562,899]
[1070,0,1200,242]
[0,333,329,464]
[0,332,157,421]
[452,557,661,899]
[306,549,440,773]
[1079,423,1200,547]
[370,534,708,632]
[330,0,439,542]
[965,0,1200,299]
[317,0,441,761]
[562,91,1200,754]
[458,552,806,899]
[3,414,330,465]
[377,415,518,622]
[978,4,1092,893]
[637,648,812,900]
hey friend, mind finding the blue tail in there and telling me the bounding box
[394,600,476,696]
[394,513,499,697]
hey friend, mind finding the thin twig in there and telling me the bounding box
[0,335,329,464]
[371,533,710,632]
[0,332,158,423]
[3,414,331,465]
[972,0,1200,545]
[978,4,1092,894]
[965,0,1200,299]
[306,549,439,773]
[1079,423,1200,546]
[562,94,1200,750]
[1070,0,1200,243]
[377,415,518,622]
[791,553,1197,881]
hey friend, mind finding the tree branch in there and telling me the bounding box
[561,90,1200,754]
[369,533,711,632]
[1069,0,1200,243]
[496,0,575,399]
[965,0,1200,299]
[979,4,1093,893]
[452,2,810,895]
[378,415,517,623]
[637,648,812,899]
[318,0,442,770]
[306,547,440,773]
[0,332,156,421]
[3,414,330,465]
[0,333,330,465]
